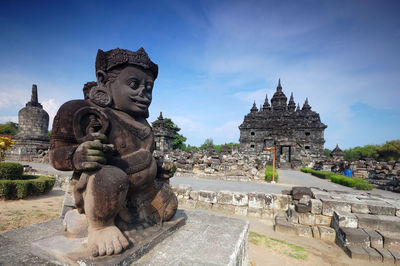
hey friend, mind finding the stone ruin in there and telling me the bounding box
[239,79,327,169]
[152,112,175,152]
[6,84,50,162]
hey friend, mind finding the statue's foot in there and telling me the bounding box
[88,225,129,257]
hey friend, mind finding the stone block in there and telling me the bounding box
[381,232,400,251]
[216,191,233,205]
[196,201,213,210]
[212,203,235,214]
[337,227,370,248]
[345,246,369,260]
[368,204,396,216]
[332,211,358,231]
[312,226,320,240]
[351,202,369,214]
[198,190,217,203]
[189,190,199,200]
[309,199,322,214]
[389,249,400,264]
[232,192,248,206]
[318,226,336,242]
[294,224,313,238]
[314,215,332,226]
[292,187,312,200]
[298,213,315,226]
[363,247,383,262]
[295,203,311,213]
[298,195,311,205]
[287,209,299,224]
[184,199,197,209]
[272,194,289,211]
[356,213,380,230]
[375,248,395,264]
[397,209,400,217]
[248,193,265,209]
[274,220,296,235]
[378,215,400,232]
[234,206,248,216]
[321,199,351,216]
[363,229,383,249]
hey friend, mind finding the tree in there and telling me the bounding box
[0,122,18,135]
[199,138,214,150]
[377,140,400,161]
[323,148,331,157]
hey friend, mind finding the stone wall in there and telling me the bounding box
[154,149,268,181]
[318,158,400,192]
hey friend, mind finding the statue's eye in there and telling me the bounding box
[128,80,138,89]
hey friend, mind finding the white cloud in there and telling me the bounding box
[215,120,241,143]
[42,98,61,129]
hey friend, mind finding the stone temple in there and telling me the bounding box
[152,112,175,152]
[7,84,50,161]
[239,79,327,169]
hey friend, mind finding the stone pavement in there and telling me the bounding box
[0,210,248,266]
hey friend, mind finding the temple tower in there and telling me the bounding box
[7,85,50,161]
[152,112,175,152]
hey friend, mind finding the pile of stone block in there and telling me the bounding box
[273,186,400,263]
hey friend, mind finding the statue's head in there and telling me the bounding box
[88,48,158,118]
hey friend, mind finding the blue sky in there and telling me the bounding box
[0,0,399,149]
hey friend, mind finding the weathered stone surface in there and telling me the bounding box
[375,248,395,264]
[247,208,262,218]
[350,201,369,214]
[292,187,312,200]
[312,226,320,240]
[321,199,351,216]
[356,213,380,230]
[196,201,213,210]
[309,199,322,214]
[314,215,332,226]
[189,190,199,201]
[363,229,383,249]
[345,246,369,260]
[32,216,185,266]
[337,227,370,248]
[212,203,235,214]
[332,211,358,231]
[198,190,217,203]
[294,224,313,238]
[232,192,249,206]
[248,193,265,209]
[272,194,289,211]
[298,213,315,226]
[295,203,311,213]
[381,232,400,251]
[274,220,296,235]
[368,203,396,216]
[216,191,233,205]
[363,247,383,262]
[318,226,336,242]
[389,249,400,264]
[234,206,248,216]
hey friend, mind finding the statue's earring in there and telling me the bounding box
[88,84,112,107]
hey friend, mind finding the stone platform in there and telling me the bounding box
[0,209,249,266]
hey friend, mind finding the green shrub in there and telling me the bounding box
[301,168,373,191]
[0,175,55,199]
[0,162,23,180]
[265,165,279,182]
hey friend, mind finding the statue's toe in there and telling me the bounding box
[98,242,106,256]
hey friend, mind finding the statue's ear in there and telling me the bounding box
[96,70,108,86]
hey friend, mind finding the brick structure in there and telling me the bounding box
[7,84,49,161]
[239,79,327,168]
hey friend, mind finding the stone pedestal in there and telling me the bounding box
[0,209,249,266]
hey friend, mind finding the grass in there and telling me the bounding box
[249,231,308,260]
[300,168,373,190]
[265,165,279,182]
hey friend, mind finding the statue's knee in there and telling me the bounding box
[90,165,129,195]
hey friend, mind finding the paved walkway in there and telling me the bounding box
[10,161,400,200]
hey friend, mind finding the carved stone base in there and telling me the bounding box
[31,216,185,266]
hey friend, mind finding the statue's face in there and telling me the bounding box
[109,66,154,117]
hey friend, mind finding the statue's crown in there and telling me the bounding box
[95,47,158,79]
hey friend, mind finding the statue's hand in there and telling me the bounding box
[73,133,115,171]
